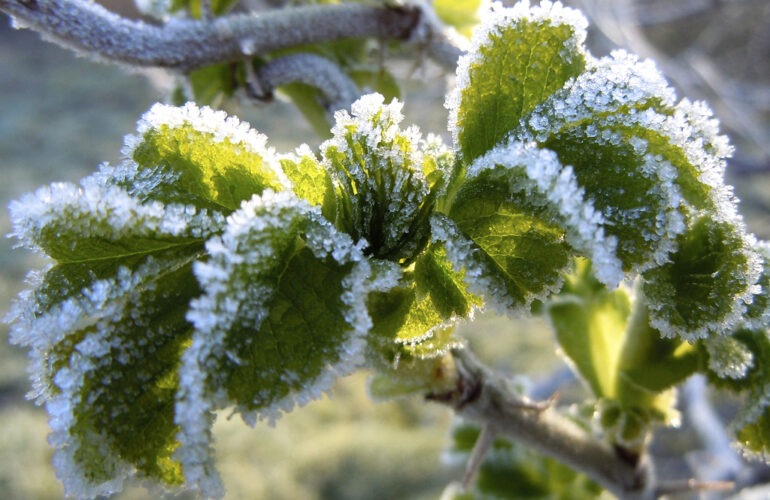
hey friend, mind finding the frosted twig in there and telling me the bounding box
[654,478,735,496]
[256,53,360,111]
[683,375,744,482]
[461,424,496,490]
[0,0,465,71]
[428,348,653,499]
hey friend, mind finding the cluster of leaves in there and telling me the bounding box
[5,1,770,498]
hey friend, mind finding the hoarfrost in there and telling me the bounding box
[446,0,588,152]
[177,189,381,495]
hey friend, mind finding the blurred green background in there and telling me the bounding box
[1,1,768,498]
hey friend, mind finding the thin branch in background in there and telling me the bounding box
[683,375,744,483]
[257,53,360,111]
[461,423,496,490]
[0,0,462,72]
[654,478,735,497]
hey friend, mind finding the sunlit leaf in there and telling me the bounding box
[448,1,587,162]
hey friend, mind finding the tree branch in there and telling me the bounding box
[0,0,427,72]
[430,348,653,500]
[254,53,360,111]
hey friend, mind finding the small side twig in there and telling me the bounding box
[256,53,360,112]
[654,478,735,497]
[427,348,652,499]
[462,423,496,490]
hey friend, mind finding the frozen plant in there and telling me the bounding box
[2,0,770,499]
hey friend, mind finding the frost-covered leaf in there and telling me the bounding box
[5,159,231,496]
[539,124,682,275]
[643,213,761,340]
[279,144,337,221]
[746,241,770,330]
[6,175,222,387]
[444,420,603,500]
[8,173,223,265]
[440,141,622,312]
[125,102,289,212]
[177,190,382,496]
[704,335,754,380]
[11,249,202,497]
[717,329,770,461]
[448,0,587,162]
[703,329,766,392]
[366,244,479,369]
[321,94,437,264]
[736,407,770,463]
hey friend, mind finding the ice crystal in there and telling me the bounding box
[6,1,770,497]
[321,93,435,263]
[177,190,380,495]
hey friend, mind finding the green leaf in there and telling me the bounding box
[643,213,760,340]
[367,353,457,400]
[548,260,693,432]
[349,68,400,101]
[187,63,237,105]
[280,82,336,139]
[448,171,571,310]
[321,94,434,264]
[440,139,625,311]
[445,421,603,500]
[30,250,202,497]
[449,2,587,162]
[128,102,288,212]
[169,0,238,18]
[414,244,483,320]
[366,244,478,370]
[279,145,337,221]
[176,191,381,496]
[548,261,632,400]
[434,0,482,38]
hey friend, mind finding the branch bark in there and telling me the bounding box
[0,0,432,72]
[429,348,653,500]
[254,53,360,111]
